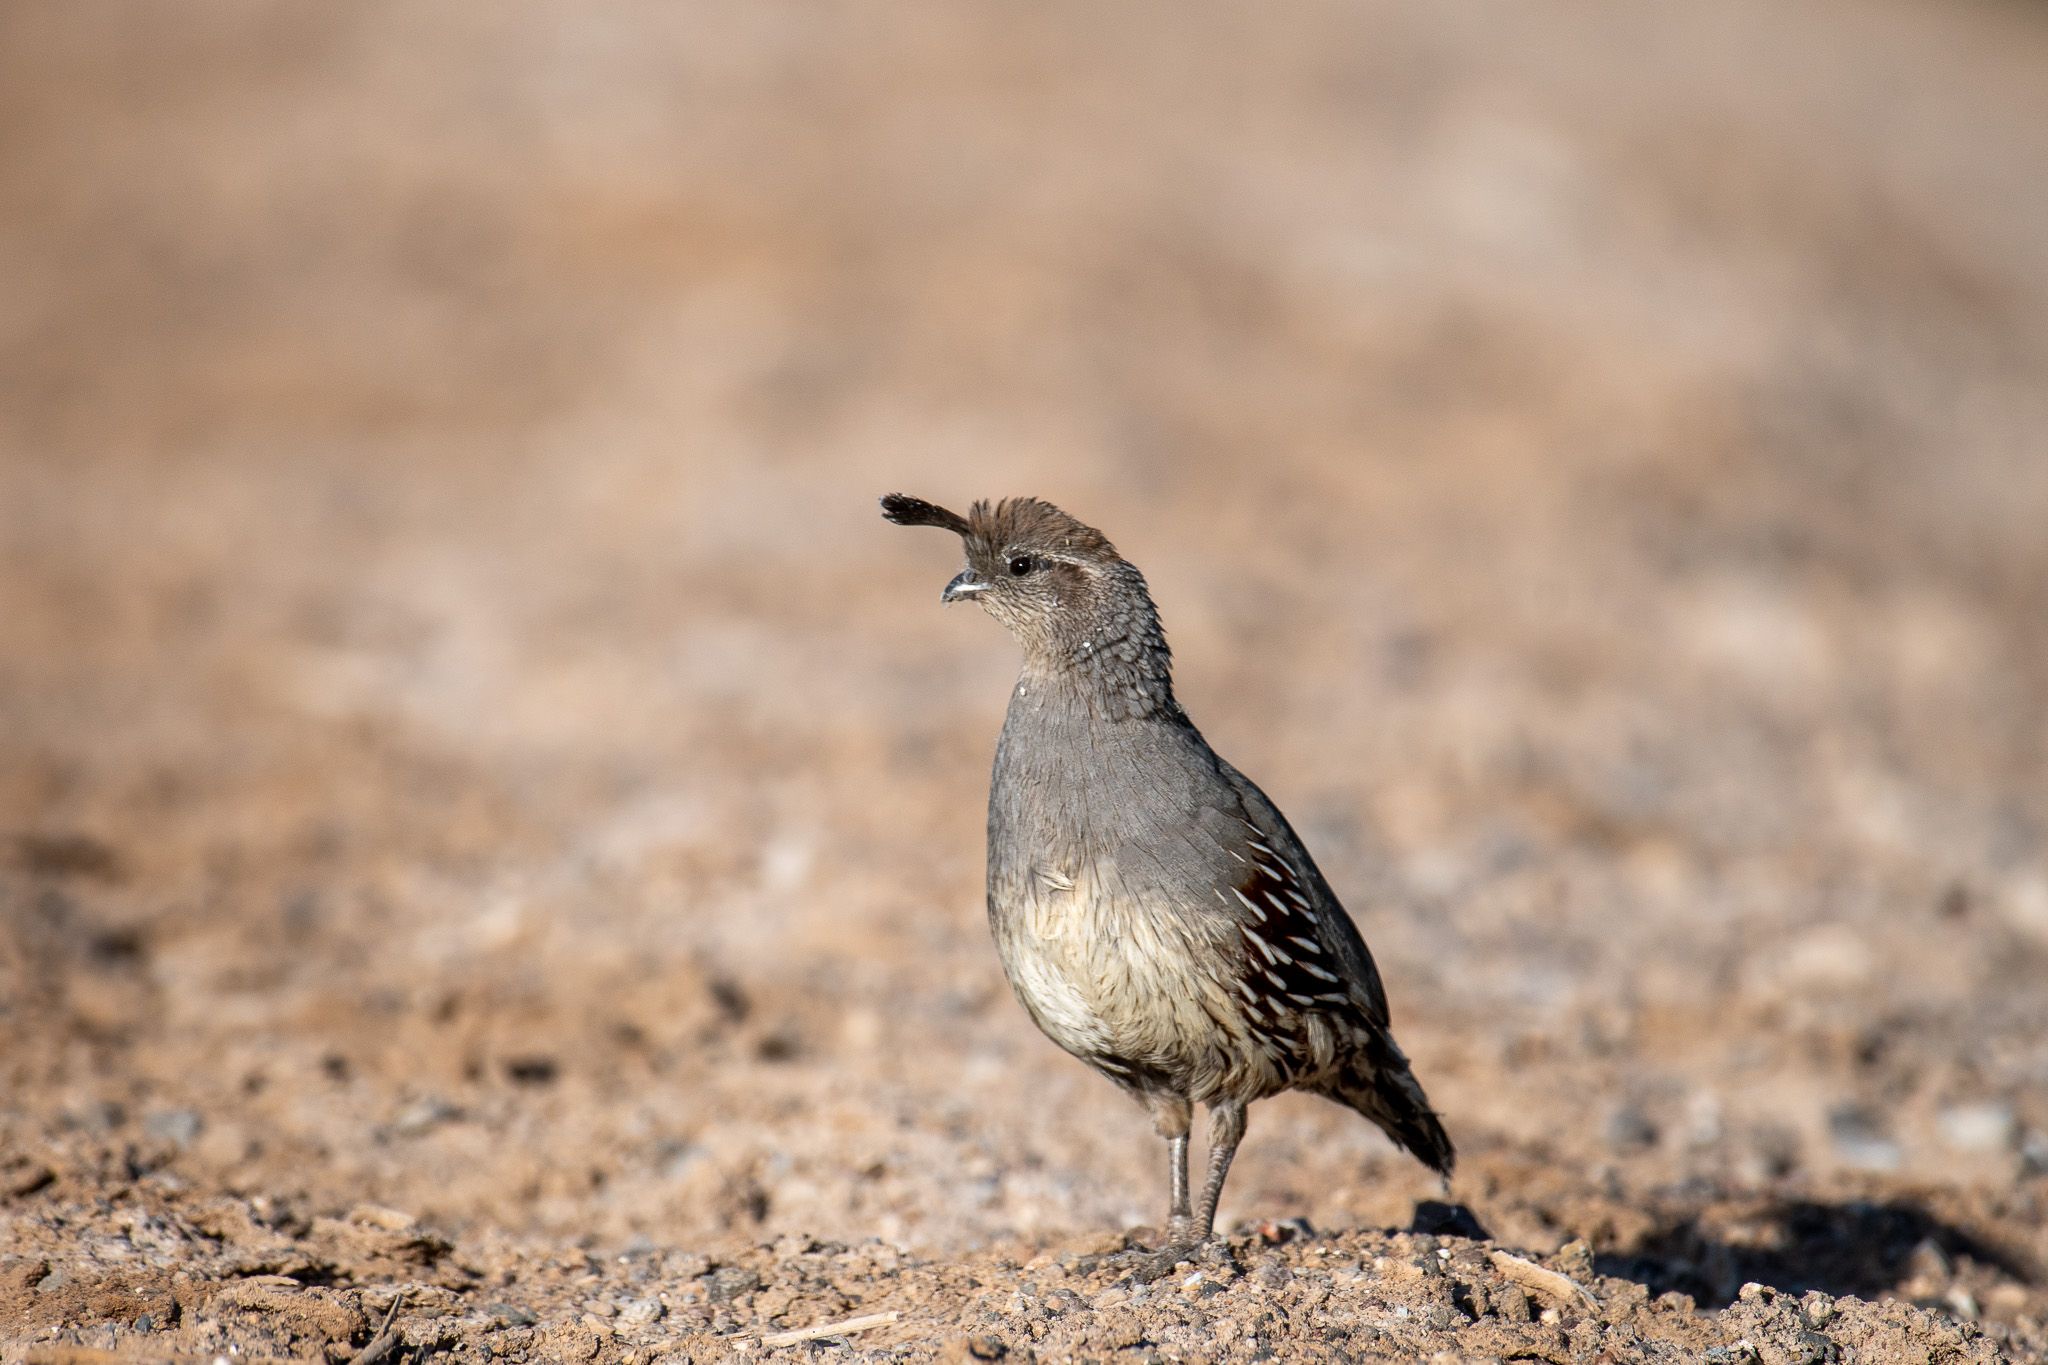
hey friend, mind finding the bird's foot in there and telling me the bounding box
[1119,1239,1202,1285]
[1111,1226,1235,1286]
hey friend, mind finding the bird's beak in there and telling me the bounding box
[942,570,989,604]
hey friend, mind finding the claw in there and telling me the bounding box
[1120,1240,1202,1285]
[1112,1234,1247,1287]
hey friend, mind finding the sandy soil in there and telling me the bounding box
[3,2,2047,1361]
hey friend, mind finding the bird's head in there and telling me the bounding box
[880,493,1143,653]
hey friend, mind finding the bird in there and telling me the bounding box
[881,492,1453,1278]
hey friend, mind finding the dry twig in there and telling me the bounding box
[1488,1250,1598,1313]
[757,1310,900,1347]
[346,1290,408,1365]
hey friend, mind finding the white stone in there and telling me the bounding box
[1937,1101,2017,1153]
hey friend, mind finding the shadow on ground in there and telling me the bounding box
[1595,1199,2037,1309]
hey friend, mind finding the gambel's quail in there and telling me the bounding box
[882,493,1452,1276]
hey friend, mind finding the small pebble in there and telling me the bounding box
[347,1204,417,1231]
[1936,1101,2017,1153]
[392,1097,461,1137]
[703,1267,761,1303]
[1827,1105,1902,1173]
[1606,1105,1659,1150]
[2022,1130,2048,1177]
[144,1109,203,1147]
[1254,1217,1313,1245]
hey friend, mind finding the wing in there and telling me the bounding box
[1209,757,1393,1030]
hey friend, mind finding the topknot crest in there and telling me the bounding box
[965,497,1118,562]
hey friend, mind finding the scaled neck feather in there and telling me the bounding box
[1019,567,1178,724]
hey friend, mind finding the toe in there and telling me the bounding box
[1121,1242,1200,1286]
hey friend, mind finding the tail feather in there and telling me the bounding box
[1318,1033,1455,1178]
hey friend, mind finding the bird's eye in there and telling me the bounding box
[1007,555,1035,577]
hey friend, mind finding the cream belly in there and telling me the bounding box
[1000,932,1118,1060]
[991,862,1295,1100]
[992,867,1117,1054]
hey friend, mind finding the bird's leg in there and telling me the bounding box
[1190,1100,1246,1241]
[1125,1100,1246,1284]
[1167,1132,1191,1230]
[1144,1094,1193,1244]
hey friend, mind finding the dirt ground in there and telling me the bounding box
[4,3,2048,1361]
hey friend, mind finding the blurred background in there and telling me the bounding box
[3,0,2046,1337]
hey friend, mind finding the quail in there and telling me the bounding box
[882,493,1453,1277]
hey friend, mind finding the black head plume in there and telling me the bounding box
[880,493,971,536]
